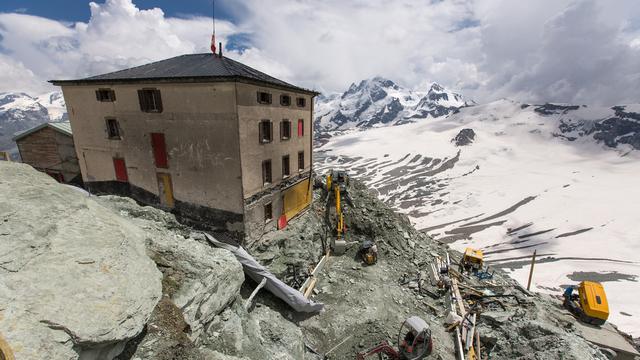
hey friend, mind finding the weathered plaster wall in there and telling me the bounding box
[61,82,244,216]
[236,82,313,199]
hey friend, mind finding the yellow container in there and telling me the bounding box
[463,248,484,265]
[579,281,609,323]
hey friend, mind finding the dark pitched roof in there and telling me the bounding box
[50,53,318,95]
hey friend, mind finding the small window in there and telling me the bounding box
[262,159,272,185]
[282,155,290,177]
[259,120,273,144]
[595,295,602,305]
[138,88,163,113]
[298,151,304,170]
[280,120,291,140]
[106,118,120,139]
[264,202,273,222]
[96,88,116,102]
[257,91,272,104]
[296,97,306,107]
[297,119,304,137]
[280,94,291,106]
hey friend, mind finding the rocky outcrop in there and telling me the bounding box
[0,162,162,359]
[0,162,303,360]
[452,128,476,146]
[94,196,306,360]
[95,196,245,342]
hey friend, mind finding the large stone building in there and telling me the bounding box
[13,121,81,184]
[51,53,318,244]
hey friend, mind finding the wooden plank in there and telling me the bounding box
[475,328,481,360]
[451,278,466,316]
[298,249,330,294]
[446,251,465,360]
[303,277,317,299]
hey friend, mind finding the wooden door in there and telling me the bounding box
[156,173,174,208]
[113,158,128,182]
[151,133,168,168]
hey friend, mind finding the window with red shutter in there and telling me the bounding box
[151,133,168,168]
[297,119,304,137]
[113,158,128,182]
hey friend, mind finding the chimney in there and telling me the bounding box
[218,42,223,58]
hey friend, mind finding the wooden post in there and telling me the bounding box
[475,327,481,360]
[526,250,537,291]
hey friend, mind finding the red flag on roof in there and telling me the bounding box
[210,34,216,54]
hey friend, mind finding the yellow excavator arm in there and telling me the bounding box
[335,184,343,237]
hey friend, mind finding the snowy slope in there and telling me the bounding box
[0,91,67,155]
[36,91,68,122]
[314,77,472,132]
[315,99,640,336]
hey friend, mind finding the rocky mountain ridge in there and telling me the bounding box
[314,77,473,132]
[0,91,67,155]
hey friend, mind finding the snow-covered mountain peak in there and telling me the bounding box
[0,90,68,156]
[428,82,445,92]
[0,92,42,111]
[315,77,473,132]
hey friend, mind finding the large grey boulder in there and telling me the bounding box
[0,162,162,359]
[94,196,245,356]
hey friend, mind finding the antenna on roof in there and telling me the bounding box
[210,0,217,55]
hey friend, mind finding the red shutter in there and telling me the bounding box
[113,158,128,182]
[298,119,304,137]
[151,133,168,168]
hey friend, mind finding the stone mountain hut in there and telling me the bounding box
[51,53,319,244]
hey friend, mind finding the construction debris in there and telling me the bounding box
[205,233,324,313]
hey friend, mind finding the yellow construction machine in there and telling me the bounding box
[325,170,350,255]
[460,248,484,273]
[563,281,609,325]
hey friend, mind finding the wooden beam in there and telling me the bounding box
[303,277,318,299]
[299,249,331,294]
[526,250,537,291]
[475,327,482,360]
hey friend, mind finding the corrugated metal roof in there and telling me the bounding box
[49,121,72,135]
[50,53,318,95]
[13,121,72,141]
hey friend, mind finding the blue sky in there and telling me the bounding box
[0,0,237,23]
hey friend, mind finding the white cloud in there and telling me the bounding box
[0,0,241,93]
[476,0,640,105]
[0,54,47,94]
[0,0,639,105]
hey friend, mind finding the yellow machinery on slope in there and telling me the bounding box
[460,248,484,272]
[563,281,610,325]
[326,170,349,255]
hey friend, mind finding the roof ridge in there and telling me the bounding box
[86,54,191,80]
[50,53,319,95]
